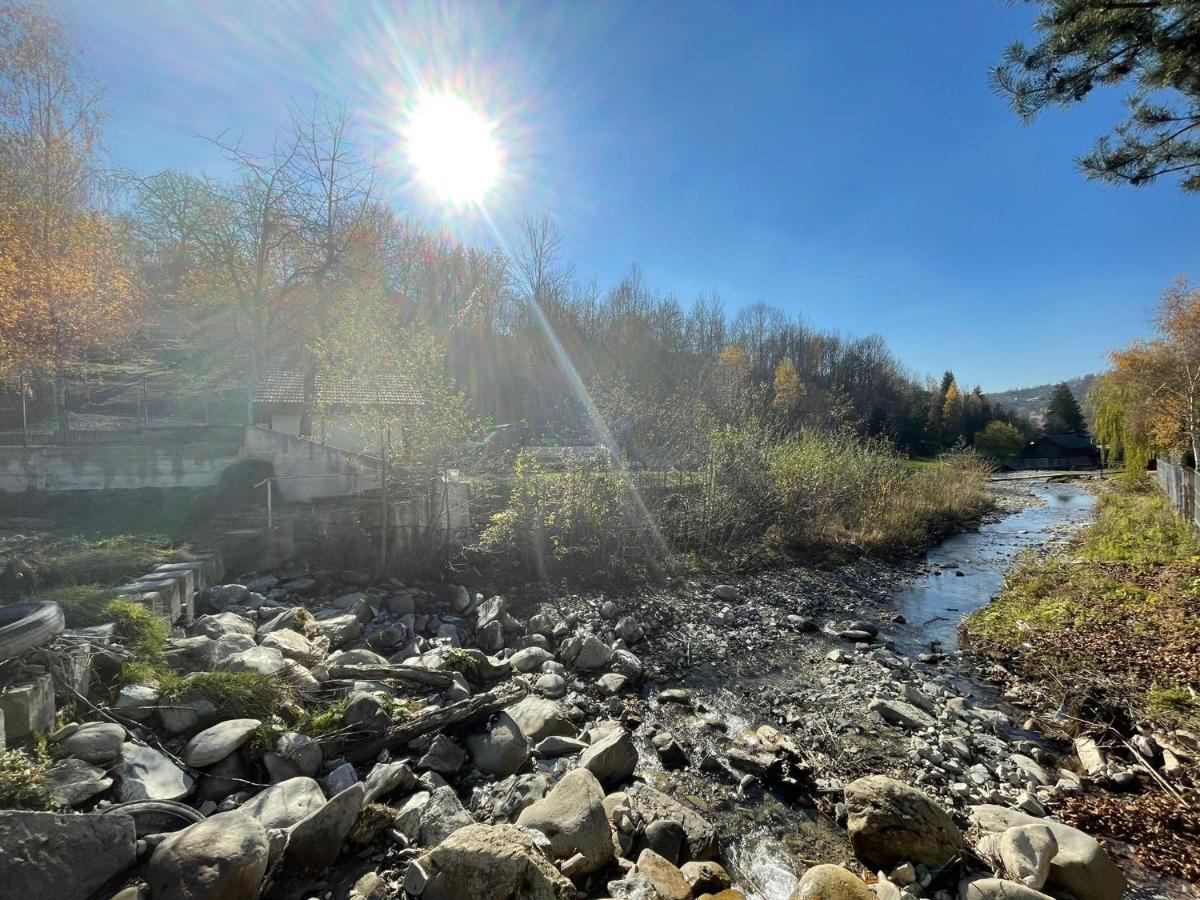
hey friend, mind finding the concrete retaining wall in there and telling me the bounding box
[0,441,242,492]
[240,426,380,502]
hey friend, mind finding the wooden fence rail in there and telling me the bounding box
[1155,459,1200,527]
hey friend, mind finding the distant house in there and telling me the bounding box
[1016,433,1100,470]
[251,370,423,448]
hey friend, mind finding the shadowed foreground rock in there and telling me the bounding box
[145,811,269,900]
[409,823,574,900]
[844,775,965,869]
[0,810,136,900]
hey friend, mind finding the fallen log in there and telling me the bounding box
[325,663,454,688]
[344,681,528,764]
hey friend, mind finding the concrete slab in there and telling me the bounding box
[0,675,55,741]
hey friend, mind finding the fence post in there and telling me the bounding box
[20,375,28,447]
[379,431,390,570]
[266,479,273,530]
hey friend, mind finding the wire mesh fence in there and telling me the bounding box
[0,373,249,445]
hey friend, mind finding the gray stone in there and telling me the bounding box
[274,731,322,776]
[535,673,567,698]
[218,645,287,676]
[282,782,364,873]
[597,672,629,696]
[146,811,269,900]
[211,633,256,668]
[465,711,529,777]
[195,750,249,803]
[183,718,260,767]
[260,628,324,665]
[506,697,577,743]
[52,721,125,765]
[615,616,644,644]
[113,743,193,801]
[792,864,874,900]
[411,823,574,900]
[314,612,363,649]
[643,819,686,865]
[959,877,1056,900]
[192,612,255,640]
[157,697,219,735]
[419,734,467,774]
[162,635,216,671]
[0,810,136,900]
[516,768,612,874]
[976,824,1058,891]
[869,698,937,731]
[322,761,359,797]
[43,758,112,806]
[207,584,251,609]
[239,776,326,829]
[580,727,638,786]
[363,760,417,803]
[534,735,589,757]
[418,785,475,846]
[114,683,160,721]
[625,781,718,861]
[968,805,1126,900]
[845,775,963,869]
[572,635,613,671]
[635,848,692,899]
[510,646,553,673]
[343,691,392,736]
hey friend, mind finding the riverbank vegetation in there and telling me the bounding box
[963,478,1200,730]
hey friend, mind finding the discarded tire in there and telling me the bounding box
[0,601,65,659]
[98,799,205,837]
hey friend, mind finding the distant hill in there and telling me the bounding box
[986,374,1098,427]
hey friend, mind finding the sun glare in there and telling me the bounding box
[405,91,502,205]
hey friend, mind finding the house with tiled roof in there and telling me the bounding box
[251,369,423,444]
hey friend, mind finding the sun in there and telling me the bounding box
[405,91,502,205]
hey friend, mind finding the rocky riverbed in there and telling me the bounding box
[0,475,1192,900]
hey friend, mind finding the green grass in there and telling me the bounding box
[104,599,169,661]
[163,672,296,720]
[31,584,115,627]
[0,750,55,811]
[963,478,1200,728]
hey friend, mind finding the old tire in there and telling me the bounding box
[0,601,65,659]
[99,799,205,837]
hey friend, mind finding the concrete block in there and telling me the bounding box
[114,588,164,620]
[129,578,181,620]
[154,561,203,594]
[0,675,55,741]
[193,550,225,585]
[47,644,95,701]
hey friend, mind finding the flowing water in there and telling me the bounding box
[720,481,1099,899]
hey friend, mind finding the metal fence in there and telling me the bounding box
[0,373,249,446]
[1155,459,1200,527]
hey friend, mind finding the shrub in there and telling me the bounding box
[0,749,55,811]
[103,599,169,661]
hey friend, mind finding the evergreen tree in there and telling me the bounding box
[1044,383,1088,434]
[995,1,1200,191]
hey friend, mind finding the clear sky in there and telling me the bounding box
[52,0,1196,392]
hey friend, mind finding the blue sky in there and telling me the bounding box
[54,0,1196,391]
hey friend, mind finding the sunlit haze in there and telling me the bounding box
[406,91,503,206]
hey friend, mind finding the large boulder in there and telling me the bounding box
[515,768,612,874]
[239,776,326,829]
[0,810,136,900]
[410,823,574,900]
[282,782,364,873]
[844,775,964,869]
[636,848,692,900]
[192,612,255,640]
[975,824,1058,892]
[147,816,267,897]
[959,877,1055,900]
[625,782,719,862]
[968,805,1126,900]
[579,727,638,786]
[146,811,268,900]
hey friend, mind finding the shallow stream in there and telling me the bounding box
[717,482,1099,899]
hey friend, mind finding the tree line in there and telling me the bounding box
[0,2,1031,467]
